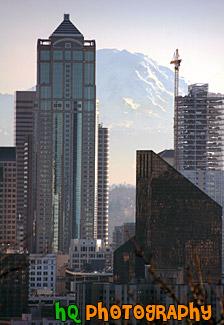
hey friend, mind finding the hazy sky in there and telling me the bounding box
[1,0,224,184]
[1,0,224,95]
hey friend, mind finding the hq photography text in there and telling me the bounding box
[55,301,212,323]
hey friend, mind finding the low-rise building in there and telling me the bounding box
[69,239,112,272]
[65,270,113,292]
[29,254,56,295]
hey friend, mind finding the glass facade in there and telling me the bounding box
[53,63,63,98]
[40,63,50,84]
[72,63,83,98]
[114,151,222,284]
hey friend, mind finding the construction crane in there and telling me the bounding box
[170,49,181,169]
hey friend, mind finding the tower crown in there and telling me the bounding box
[50,14,83,38]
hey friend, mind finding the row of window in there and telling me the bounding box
[40,50,94,62]
[30,259,55,264]
[30,282,53,287]
[30,265,54,270]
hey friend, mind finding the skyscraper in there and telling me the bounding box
[33,14,98,253]
[97,124,109,245]
[114,151,222,283]
[14,91,35,249]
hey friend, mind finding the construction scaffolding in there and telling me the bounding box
[176,83,224,171]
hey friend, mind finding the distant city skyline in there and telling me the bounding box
[0,0,224,95]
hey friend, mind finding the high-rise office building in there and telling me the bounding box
[114,151,222,283]
[0,147,17,247]
[14,91,35,250]
[33,14,98,253]
[97,124,109,245]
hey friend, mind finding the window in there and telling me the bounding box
[65,50,71,60]
[84,87,94,100]
[85,51,94,61]
[40,51,50,61]
[40,63,50,84]
[65,43,71,49]
[84,63,94,85]
[53,63,63,98]
[72,63,83,98]
[73,51,83,60]
[53,51,63,60]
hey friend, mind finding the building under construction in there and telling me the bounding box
[176,84,224,191]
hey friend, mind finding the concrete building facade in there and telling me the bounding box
[69,238,112,272]
[176,84,224,174]
[29,254,56,295]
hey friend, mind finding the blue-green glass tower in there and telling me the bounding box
[33,14,98,253]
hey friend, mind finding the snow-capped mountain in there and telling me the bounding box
[0,49,188,183]
[96,49,187,183]
[0,93,14,145]
[96,48,187,128]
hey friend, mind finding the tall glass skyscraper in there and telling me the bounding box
[33,14,98,253]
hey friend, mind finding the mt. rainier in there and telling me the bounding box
[96,49,187,183]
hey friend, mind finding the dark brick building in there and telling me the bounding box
[114,151,222,283]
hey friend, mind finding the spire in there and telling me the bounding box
[50,14,83,37]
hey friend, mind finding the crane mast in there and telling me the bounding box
[170,49,182,169]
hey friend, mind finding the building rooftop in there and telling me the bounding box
[51,14,83,37]
[158,149,174,159]
[0,147,16,161]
